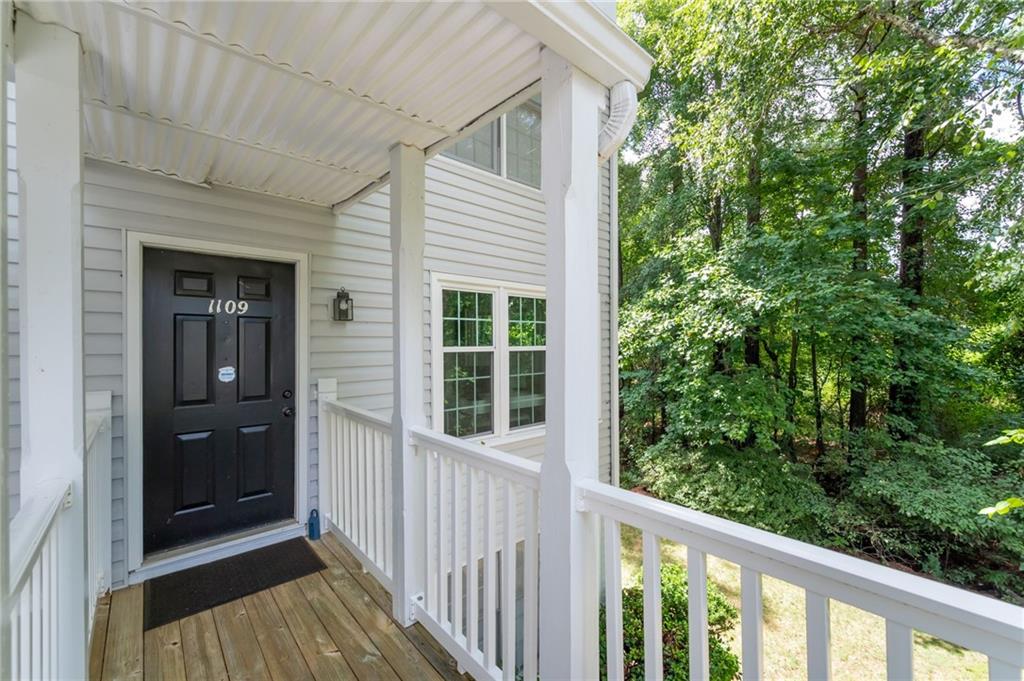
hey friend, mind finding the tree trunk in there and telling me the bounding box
[848,84,869,432]
[889,123,926,428]
[744,148,762,367]
[708,193,728,373]
[784,329,800,458]
[811,336,825,458]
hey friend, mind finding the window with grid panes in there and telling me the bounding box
[437,281,546,439]
[508,295,546,428]
[440,121,500,174]
[505,99,542,188]
[438,98,542,189]
[441,290,494,437]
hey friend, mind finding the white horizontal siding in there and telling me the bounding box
[6,97,617,588]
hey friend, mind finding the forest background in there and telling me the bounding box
[616,0,1024,603]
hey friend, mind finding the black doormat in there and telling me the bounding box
[143,537,325,630]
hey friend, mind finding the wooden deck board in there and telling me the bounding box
[319,535,466,681]
[179,610,229,681]
[102,584,144,681]
[90,594,112,681]
[211,597,272,681]
[90,539,466,681]
[143,622,187,681]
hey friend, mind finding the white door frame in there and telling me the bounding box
[124,232,310,582]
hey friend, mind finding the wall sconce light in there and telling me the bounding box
[332,288,354,321]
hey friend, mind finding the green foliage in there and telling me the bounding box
[600,564,740,681]
[616,0,1024,601]
[639,442,832,542]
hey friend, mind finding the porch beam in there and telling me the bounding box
[389,142,427,625]
[538,48,605,679]
[15,13,87,678]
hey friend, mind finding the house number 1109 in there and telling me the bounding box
[208,299,249,315]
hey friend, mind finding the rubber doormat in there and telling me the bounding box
[143,537,325,630]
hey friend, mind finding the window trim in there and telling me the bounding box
[430,272,546,445]
[439,105,542,191]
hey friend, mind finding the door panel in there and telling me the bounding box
[143,248,297,554]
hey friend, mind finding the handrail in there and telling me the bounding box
[577,478,1024,668]
[322,398,391,431]
[7,478,70,596]
[409,426,541,488]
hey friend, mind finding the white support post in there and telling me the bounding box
[538,48,605,680]
[390,143,427,626]
[0,2,10,677]
[317,378,338,526]
[15,14,87,680]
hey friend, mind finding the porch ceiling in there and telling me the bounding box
[16,1,545,207]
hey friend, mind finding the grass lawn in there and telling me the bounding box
[619,527,991,680]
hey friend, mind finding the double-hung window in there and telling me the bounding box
[440,97,542,189]
[434,275,546,440]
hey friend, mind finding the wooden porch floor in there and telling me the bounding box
[90,535,467,681]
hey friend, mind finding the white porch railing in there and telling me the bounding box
[409,426,540,681]
[318,386,394,590]
[580,479,1024,681]
[317,396,1023,681]
[6,478,71,681]
[85,390,113,622]
[5,391,113,680]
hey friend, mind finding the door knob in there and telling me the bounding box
[282,406,295,418]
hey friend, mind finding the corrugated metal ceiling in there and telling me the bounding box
[17,1,542,206]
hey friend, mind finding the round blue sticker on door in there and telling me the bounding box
[218,366,236,383]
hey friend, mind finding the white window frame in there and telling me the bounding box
[430,272,546,445]
[440,104,541,191]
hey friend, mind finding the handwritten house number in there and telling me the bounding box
[208,299,249,315]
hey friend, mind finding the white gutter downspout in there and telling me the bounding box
[596,80,637,486]
[598,81,638,164]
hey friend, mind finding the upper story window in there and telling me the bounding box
[441,97,542,189]
[434,275,546,440]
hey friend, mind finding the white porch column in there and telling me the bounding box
[15,13,87,678]
[0,3,11,676]
[389,143,427,625]
[539,48,605,679]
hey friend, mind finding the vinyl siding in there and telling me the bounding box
[6,93,617,589]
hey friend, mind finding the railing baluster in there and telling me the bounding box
[438,455,449,626]
[643,531,663,681]
[484,472,497,669]
[425,450,437,617]
[376,430,385,570]
[32,559,41,680]
[741,567,764,681]
[366,424,375,560]
[501,480,516,681]
[41,538,51,681]
[467,467,479,657]
[885,621,913,681]
[451,459,463,639]
[688,546,709,681]
[806,591,832,681]
[331,414,340,526]
[604,518,624,681]
[384,432,393,577]
[523,487,538,681]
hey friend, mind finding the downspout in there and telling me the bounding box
[596,80,637,486]
[609,154,620,487]
[598,81,638,164]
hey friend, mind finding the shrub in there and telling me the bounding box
[639,441,832,543]
[600,564,740,681]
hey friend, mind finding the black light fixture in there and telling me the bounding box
[333,288,354,321]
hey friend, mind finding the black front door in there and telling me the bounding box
[143,248,297,554]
